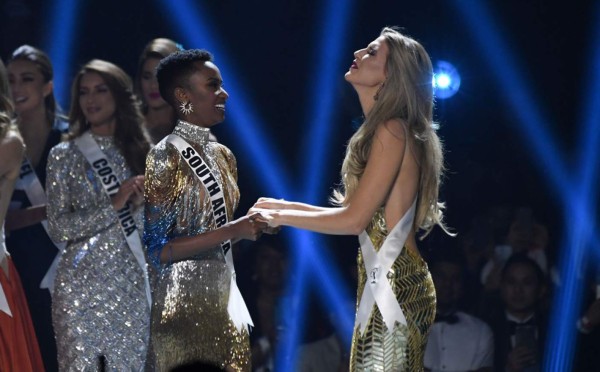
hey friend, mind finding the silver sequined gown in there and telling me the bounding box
[144,121,250,371]
[46,134,150,371]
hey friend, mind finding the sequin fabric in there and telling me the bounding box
[46,134,150,371]
[144,120,250,371]
[350,208,436,371]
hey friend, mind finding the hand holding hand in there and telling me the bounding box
[233,213,268,241]
[248,208,282,228]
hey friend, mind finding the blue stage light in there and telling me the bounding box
[433,60,460,99]
[452,1,600,369]
[157,1,357,370]
[42,0,83,109]
[301,0,354,203]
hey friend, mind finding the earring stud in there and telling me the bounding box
[179,101,193,115]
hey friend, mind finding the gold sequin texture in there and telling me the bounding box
[350,209,436,371]
[144,121,250,371]
[46,134,150,371]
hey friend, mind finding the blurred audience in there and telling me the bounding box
[424,247,494,372]
[480,207,551,292]
[573,267,600,371]
[242,235,289,372]
[481,253,548,372]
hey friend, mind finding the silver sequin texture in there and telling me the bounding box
[144,121,250,371]
[46,134,150,371]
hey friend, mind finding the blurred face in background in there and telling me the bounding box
[431,261,463,311]
[78,72,116,130]
[255,245,287,293]
[501,262,542,315]
[140,57,167,110]
[7,59,52,115]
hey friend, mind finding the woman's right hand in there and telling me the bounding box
[111,175,144,211]
[231,213,268,241]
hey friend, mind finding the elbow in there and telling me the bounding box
[348,218,369,236]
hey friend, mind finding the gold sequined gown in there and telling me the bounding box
[46,134,150,371]
[144,120,250,371]
[350,209,436,371]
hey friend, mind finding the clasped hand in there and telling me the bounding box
[247,197,287,228]
[111,175,145,211]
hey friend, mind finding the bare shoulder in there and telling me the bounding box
[378,118,408,142]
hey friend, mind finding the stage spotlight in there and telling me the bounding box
[433,60,460,99]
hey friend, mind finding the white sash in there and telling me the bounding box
[13,157,66,292]
[167,134,253,333]
[74,132,152,307]
[355,199,417,334]
[0,229,11,317]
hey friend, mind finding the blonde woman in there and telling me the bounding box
[252,27,450,370]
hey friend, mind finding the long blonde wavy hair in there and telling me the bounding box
[334,27,449,237]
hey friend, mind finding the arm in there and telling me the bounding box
[5,206,47,231]
[144,144,266,266]
[46,144,120,242]
[0,131,25,219]
[251,198,332,213]
[157,216,265,263]
[254,120,408,235]
[0,131,25,276]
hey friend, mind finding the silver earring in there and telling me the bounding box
[179,101,193,115]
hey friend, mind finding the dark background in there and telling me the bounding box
[1,0,589,237]
[2,0,593,283]
[2,0,597,366]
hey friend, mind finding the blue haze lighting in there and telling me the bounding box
[42,0,83,110]
[301,0,354,204]
[155,0,293,197]
[451,1,600,370]
[277,0,356,368]
[158,1,358,370]
[432,60,460,99]
[576,1,600,203]
[450,0,571,197]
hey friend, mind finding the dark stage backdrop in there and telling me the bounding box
[1,0,592,256]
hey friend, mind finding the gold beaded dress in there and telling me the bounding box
[349,207,436,371]
[144,120,250,371]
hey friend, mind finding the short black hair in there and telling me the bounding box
[156,49,213,106]
[501,253,545,285]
